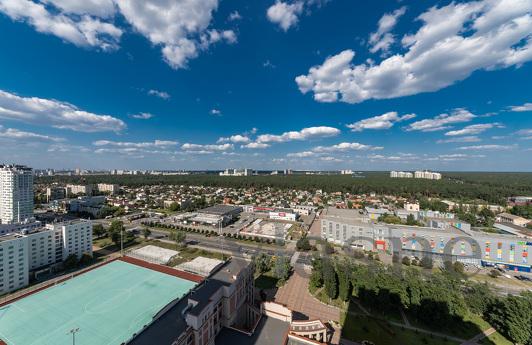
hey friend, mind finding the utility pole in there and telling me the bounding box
[68,327,80,345]
[219,219,224,261]
[120,228,124,257]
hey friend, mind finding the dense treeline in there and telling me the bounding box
[36,172,532,205]
[311,257,532,344]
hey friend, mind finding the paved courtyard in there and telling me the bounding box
[274,266,340,322]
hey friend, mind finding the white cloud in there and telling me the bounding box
[130,112,154,120]
[217,134,250,144]
[287,151,315,158]
[181,143,233,151]
[320,156,342,162]
[296,0,532,104]
[437,136,482,144]
[0,0,236,69]
[0,0,122,51]
[0,89,126,132]
[210,108,222,116]
[147,89,170,100]
[347,111,415,131]
[228,11,241,21]
[0,126,64,142]
[516,129,532,139]
[116,0,236,69]
[509,102,532,112]
[266,1,304,31]
[405,109,476,132]
[256,126,340,143]
[444,123,504,136]
[458,144,517,150]
[93,140,177,148]
[43,0,116,17]
[313,142,383,152]
[369,6,406,55]
[241,142,270,149]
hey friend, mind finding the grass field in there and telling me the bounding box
[0,260,196,345]
[341,314,460,345]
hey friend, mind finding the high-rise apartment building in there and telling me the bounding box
[0,233,29,295]
[0,165,34,224]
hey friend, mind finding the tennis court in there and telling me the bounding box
[0,260,197,345]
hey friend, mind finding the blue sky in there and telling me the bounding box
[0,0,531,171]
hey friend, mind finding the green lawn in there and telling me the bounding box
[479,331,514,345]
[142,241,225,266]
[341,314,460,345]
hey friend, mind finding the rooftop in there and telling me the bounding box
[216,316,290,345]
[199,204,243,216]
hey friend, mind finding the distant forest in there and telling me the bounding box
[36,172,532,206]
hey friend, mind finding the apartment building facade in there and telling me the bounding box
[0,165,34,224]
[0,234,29,295]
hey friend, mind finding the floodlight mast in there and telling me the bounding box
[68,327,80,345]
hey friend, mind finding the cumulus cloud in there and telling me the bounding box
[147,89,170,100]
[313,142,383,152]
[509,102,532,112]
[444,123,504,136]
[228,11,242,21]
[181,143,233,151]
[347,111,415,131]
[130,112,154,120]
[241,142,270,149]
[296,0,532,104]
[404,109,476,132]
[217,134,250,144]
[515,129,532,139]
[210,108,222,116]
[0,0,122,51]
[0,0,235,69]
[117,0,236,69]
[0,89,126,132]
[266,1,304,31]
[93,140,177,148]
[287,151,315,158]
[437,136,482,144]
[458,144,517,150]
[0,126,64,142]
[369,6,406,55]
[256,126,340,143]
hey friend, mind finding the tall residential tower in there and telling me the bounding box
[0,164,34,224]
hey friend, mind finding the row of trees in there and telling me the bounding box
[37,172,532,205]
[309,257,532,344]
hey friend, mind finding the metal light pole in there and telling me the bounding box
[68,327,80,345]
[120,228,124,257]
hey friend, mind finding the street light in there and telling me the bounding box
[68,327,80,345]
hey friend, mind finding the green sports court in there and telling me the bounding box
[0,260,197,345]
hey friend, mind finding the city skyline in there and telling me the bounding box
[0,0,531,171]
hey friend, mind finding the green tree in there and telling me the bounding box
[337,262,352,302]
[63,254,78,269]
[79,253,93,266]
[487,292,532,344]
[273,256,291,284]
[402,256,411,266]
[406,214,417,225]
[142,227,152,239]
[323,259,338,299]
[254,253,271,274]
[296,237,311,251]
[93,224,106,238]
[167,202,180,212]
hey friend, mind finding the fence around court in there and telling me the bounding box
[0,256,115,307]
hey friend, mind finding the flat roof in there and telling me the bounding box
[129,245,179,264]
[176,257,224,277]
[0,260,196,345]
[216,316,290,345]
[199,205,243,215]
